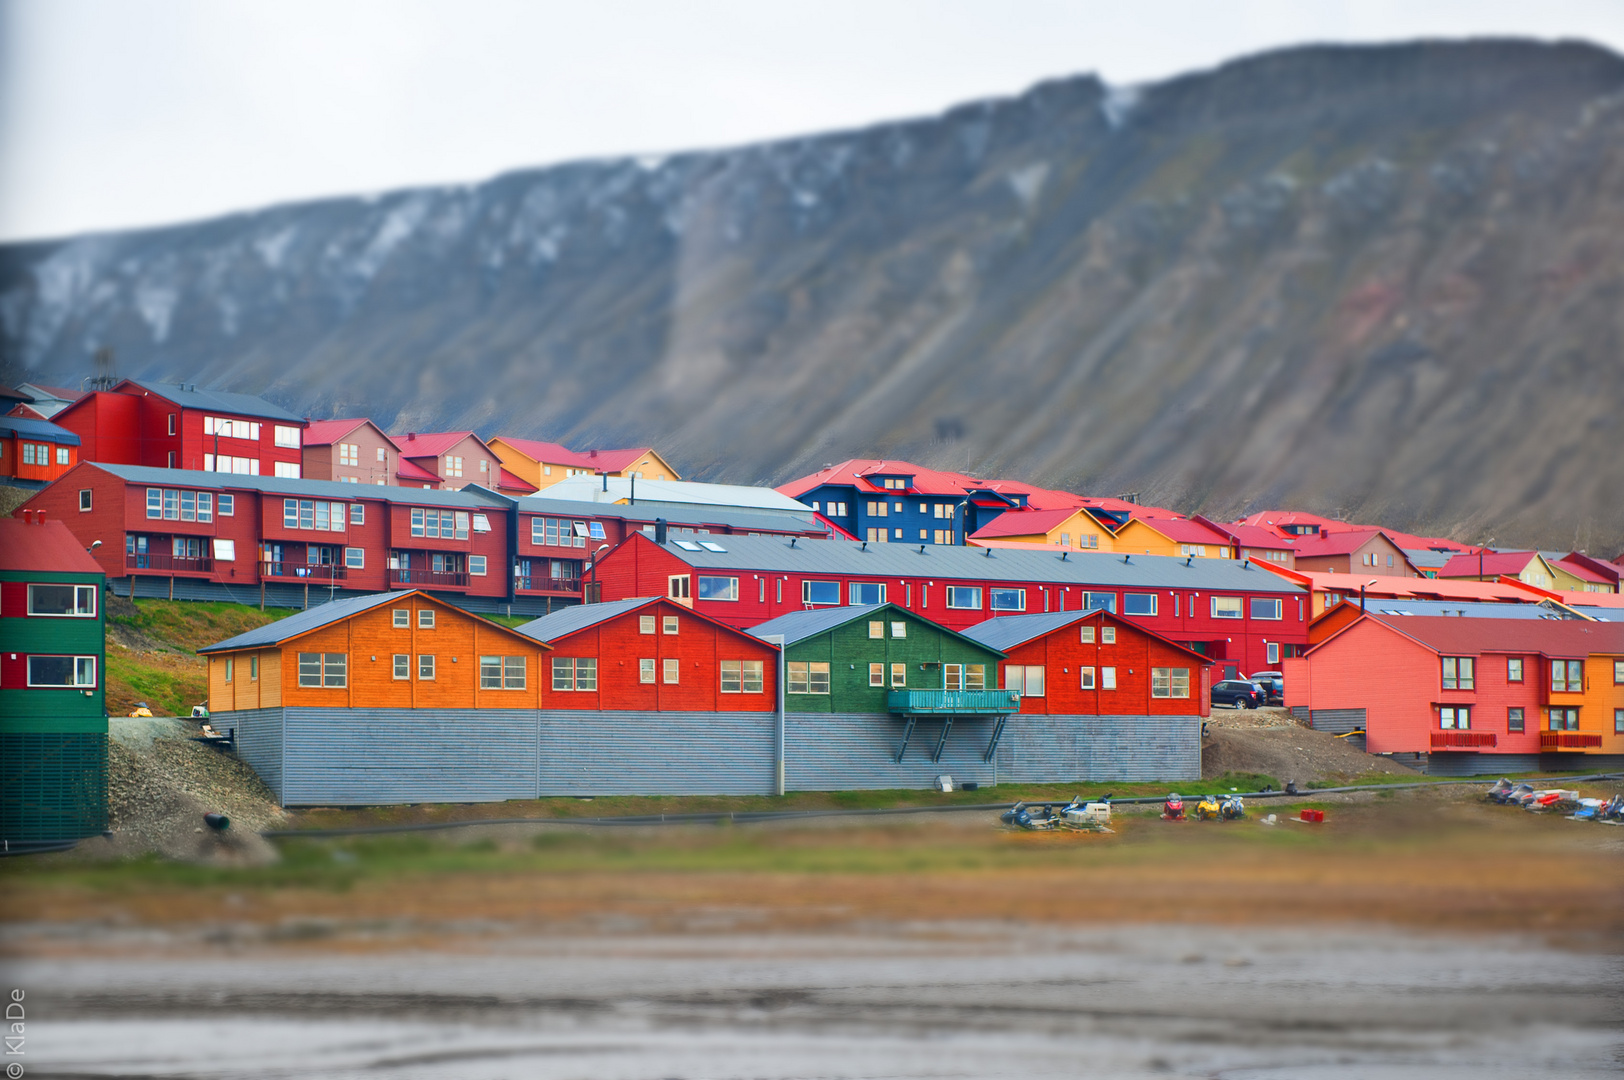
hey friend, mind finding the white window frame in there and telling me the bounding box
[1123,593,1157,617]
[989,588,1025,612]
[1212,596,1243,619]
[946,586,981,610]
[849,582,886,605]
[25,655,97,688]
[698,575,739,601]
[27,584,97,617]
[419,609,435,629]
[393,654,410,680]
[802,580,840,605]
[1249,597,1283,620]
[663,657,680,684]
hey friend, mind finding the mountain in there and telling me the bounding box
[4,39,1624,553]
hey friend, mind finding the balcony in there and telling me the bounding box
[1541,732,1603,750]
[886,689,1021,715]
[261,562,346,582]
[126,553,213,574]
[388,568,469,588]
[1430,731,1497,749]
[516,575,583,595]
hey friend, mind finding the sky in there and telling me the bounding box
[1,0,1621,242]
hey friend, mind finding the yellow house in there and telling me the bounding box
[1110,516,1235,559]
[488,438,679,492]
[967,507,1113,550]
[1438,550,1568,592]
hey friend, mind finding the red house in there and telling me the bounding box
[0,415,80,486]
[516,596,779,711]
[595,532,1308,677]
[392,431,500,490]
[51,380,307,477]
[960,608,1213,718]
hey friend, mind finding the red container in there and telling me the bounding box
[1299,809,1325,823]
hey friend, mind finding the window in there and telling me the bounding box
[469,555,486,576]
[445,455,463,477]
[869,621,884,639]
[217,494,233,516]
[1101,667,1117,690]
[1508,707,1524,733]
[989,588,1025,612]
[1101,626,1116,644]
[663,658,680,684]
[1267,642,1280,665]
[1439,706,1470,730]
[944,664,963,691]
[1180,544,1208,558]
[56,446,68,465]
[167,413,177,435]
[1250,598,1282,620]
[297,653,345,687]
[1151,668,1191,699]
[967,664,985,689]
[270,425,301,448]
[1615,660,1624,684]
[344,547,364,569]
[479,656,526,690]
[1615,709,1624,734]
[850,582,885,605]
[1005,666,1045,696]
[933,530,953,545]
[1123,593,1157,616]
[250,655,258,680]
[698,576,739,601]
[891,622,906,638]
[1212,597,1243,619]
[25,655,98,688]
[1441,657,1475,690]
[639,615,656,635]
[75,488,92,513]
[418,654,436,680]
[1549,707,1579,731]
[722,660,764,693]
[663,615,679,635]
[167,451,176,468]
[338,443,359,466]
[803,580,840,605]
[639,658,656,684]
[419,609,435,629]
[1080,626,1095,644]
[787,662,830,694]
[27,584,97,617]
[1081,592,1115,613]
[867,500,888,517]
[891,663,906,687]
[1507,658,1523,683]
[946,587,981,610]
[393,654,409,680]
[668,575,691,600]
[1550,659,1583,693]
[1080,667,1096,689]
[869,662,885,687]
[587,521,605,540]
[163,489,179,519]
[146,488,161,518]
[347,504,363,525]
[274,462,302,479]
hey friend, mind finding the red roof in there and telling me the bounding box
[1439,551,1540,578]
[777,459,988,499]
[1202,519,1297,551]
[1354,612,1624,659]
[969,506,1088,539]
[394,430,486,459]
[1290,528,1392,558]
[496,468,537,493]
[1251,563,1546,604]
[1367,528,1474,553]
[1552,557,1612,586]
[1131,516,1233,547]
[1236,510,1343,532]
[493,437,656,474]
[302,418,393,448]
[396,458,443,484]
[0,518,105,574]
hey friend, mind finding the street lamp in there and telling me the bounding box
[1360,578,1377,613]
[1478,538,1495,581]
[586,543,610,604]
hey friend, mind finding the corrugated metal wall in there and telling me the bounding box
[231,708,285,803]
[281,708,538,805]
[1424,752,1539,777]
[1307,708,1366,735]
[997,715,1201,783]
[785,714,999,790]
[539,710,776,796]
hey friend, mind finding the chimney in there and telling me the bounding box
[589,448,598,459]
[35,509,46,525]
[19,509,31,523]
[406,432,416,441]
[654,518,668,545]
[1320,527,1329,539]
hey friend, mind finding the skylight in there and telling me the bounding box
[673,540,702,551]
[699,541,727,553]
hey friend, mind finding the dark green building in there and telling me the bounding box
[0,517,108,850]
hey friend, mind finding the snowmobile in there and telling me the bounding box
[1000,802,1058,831]
[1060,793,1113,829]
[1161,793,1186,821]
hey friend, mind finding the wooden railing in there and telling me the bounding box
[388,568,469,588]
[1430,730,1497,748]
[260,562,346,581]
[1541,732,1602,750]
[516,575,582,593]
[126,553,213,573]
[887,689,1021,715]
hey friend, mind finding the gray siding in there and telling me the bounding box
[231,708,285,803]
[114,576,563,616]
[539,711,777,796]
[1424,752,1540,777]
[1307,709,1366,735]
[786,714,999,791]
[998,715,1201,783]
[281,708,538,805]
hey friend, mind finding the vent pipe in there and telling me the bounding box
[654,518,668,545]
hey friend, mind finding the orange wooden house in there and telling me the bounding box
[201,590,551,713]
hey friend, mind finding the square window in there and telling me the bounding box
[1101,626,1116,644]
[470,555,487,576]
[1080,626,1095,643]
[419,609,435,629]
[868,621,884,639]
[393,654,409,680]
[418,654,435,680]
[480,655,503,689]
[891,622,906,638]
[639,615,656,634]
[663,616,679,635]
[298,652,322,687]
[664,658,680,684]
[345,547,364,569]
[393,609,409,628]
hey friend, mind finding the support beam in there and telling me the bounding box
[983,716,1008,763]
[894,715,919,763]
[930,717,955,763]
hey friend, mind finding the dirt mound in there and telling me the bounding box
[1202,725,1416,786]
[1203,706,1305,730]
[87,718,287,864]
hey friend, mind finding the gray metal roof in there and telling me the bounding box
[746,604,888,645]
[93,462,511,509]
[513,493,829,536]
[0,415,80,444]
[957,610,1100,651]
[650,534,1306,594]
[540,476,814,514]
[514,597,659,643]
[198,592,401,653]
[129,379,306,424]
[1400,548,1455,570]
[1358,598,1589,621]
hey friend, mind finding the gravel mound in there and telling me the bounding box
[89,718,286,864]
[1202,725,1417,786]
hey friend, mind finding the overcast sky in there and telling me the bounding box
[1,0,1621,242]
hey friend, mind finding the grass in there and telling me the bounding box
[108,596,289,653]
[106,651,206,717]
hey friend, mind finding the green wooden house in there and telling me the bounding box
[0,517,108,849]
[749,604,1017,763]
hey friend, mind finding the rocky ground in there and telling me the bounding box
[1201,706,1417,785]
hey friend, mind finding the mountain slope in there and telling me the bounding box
[4,39,1624,551]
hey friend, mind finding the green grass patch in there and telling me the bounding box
[106,651,206,717]
[110,597,289,653]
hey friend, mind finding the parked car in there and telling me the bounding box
[1248,671,1285,706]
[1211,679,1266,710]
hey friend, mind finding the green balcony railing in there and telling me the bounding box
[886,689,1020,715]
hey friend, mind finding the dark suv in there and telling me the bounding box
[1248,671,1285,706]
[1211,679,1266,710]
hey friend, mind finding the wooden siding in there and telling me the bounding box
[781,608,1005,714]
[993,613,1211,717]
